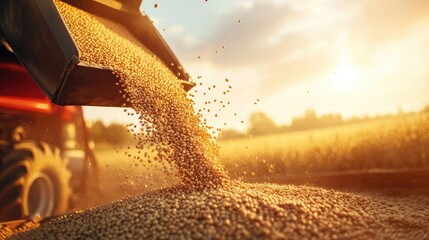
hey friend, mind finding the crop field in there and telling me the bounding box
[75,143,179,209]
[218,112,429,183]
[87,111,429,204]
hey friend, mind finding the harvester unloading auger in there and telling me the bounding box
[0,0,194,223]
[0,0,194,106]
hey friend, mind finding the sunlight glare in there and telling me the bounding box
[331,64,358,91]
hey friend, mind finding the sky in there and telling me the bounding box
[84,0,429,131]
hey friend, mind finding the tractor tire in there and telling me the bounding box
[0,141,72,221]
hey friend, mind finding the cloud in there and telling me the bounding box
[347,0,429,46]
[182,35,198,47]
[187,1,300,67]
[167,0,429,98]
[258,48,336,95]
[178,0,347,95]
[169,25,185,35]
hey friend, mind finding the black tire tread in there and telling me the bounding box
[0,161,29,190]
[0,179,24,206]
[0,141,72,221]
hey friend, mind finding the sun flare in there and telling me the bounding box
[331,64,358,91]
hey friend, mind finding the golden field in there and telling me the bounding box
[82,111,429,208]
[218,112,429,182]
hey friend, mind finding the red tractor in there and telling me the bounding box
[0,47,99,221]
[0,0,193,222]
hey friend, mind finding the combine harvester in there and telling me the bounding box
[0,0,194,226]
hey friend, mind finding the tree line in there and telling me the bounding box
[219,104,429,140]
[87,104,429,143]
[88,120,134,146]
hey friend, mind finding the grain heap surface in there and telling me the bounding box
[10,183,429,239]
[8,1,429,239]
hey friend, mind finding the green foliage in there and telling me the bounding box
[290,110,343,131]
[218,129,245,140]
[105,123,134,146]
[228,109,347,139]
[88,120,133,146]
[247,111,278,136]
[89,120,106,143]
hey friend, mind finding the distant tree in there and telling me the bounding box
[88,120,106,143]
[88,121,133,146]
[291,109,343,131]
[305,109,317,120]
[346,116,364,124]
[423,105,429,113]
[218,129,245,140]
[291,109,318,131]
[319,114,343,127]
[247,112,278,136]
[104,123,134,146]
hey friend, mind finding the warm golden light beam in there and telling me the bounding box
[331,63,359,91]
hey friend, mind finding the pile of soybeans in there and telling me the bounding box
[6,1,429,239]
